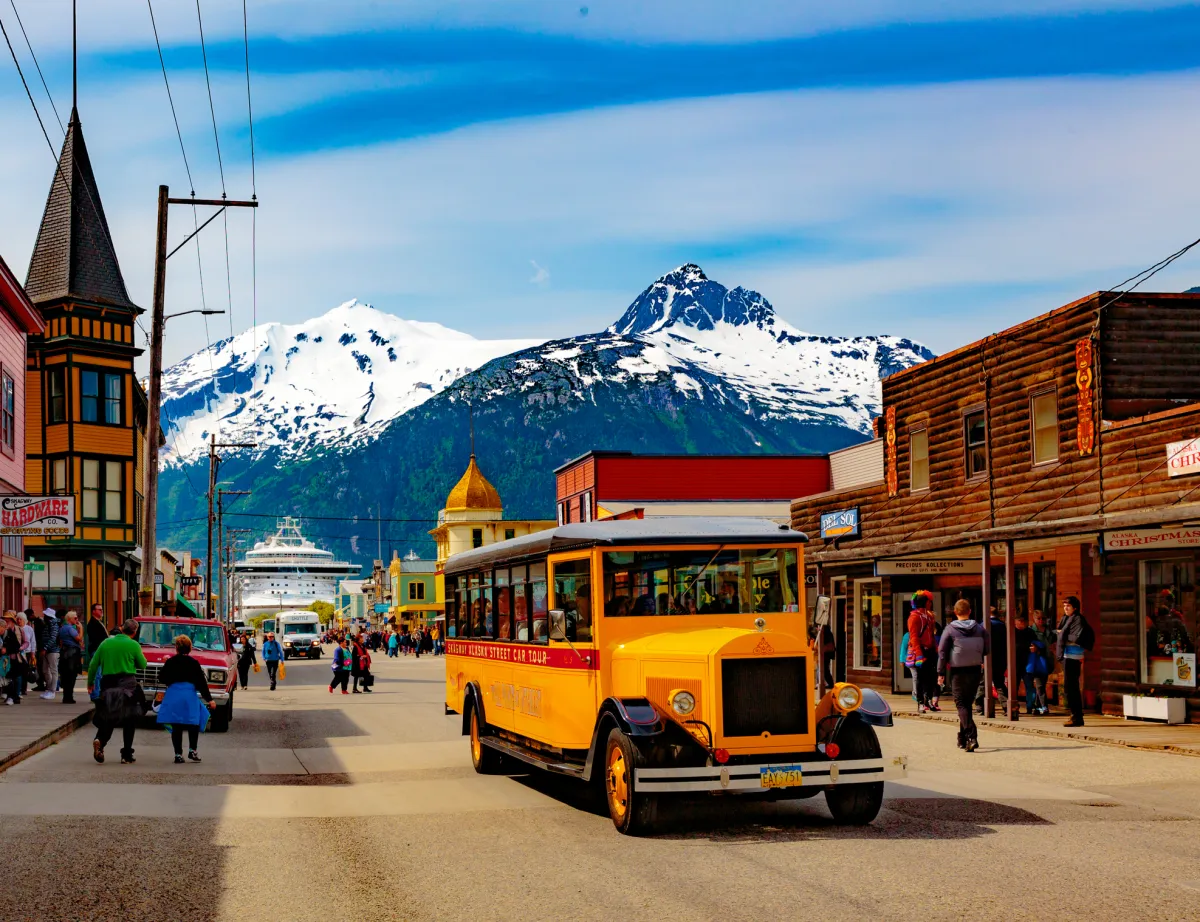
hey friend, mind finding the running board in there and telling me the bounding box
[480,737,585,778]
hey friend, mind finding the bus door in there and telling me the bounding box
[510,562,551,742]
[484,568,518,735]
[542,554,600,750]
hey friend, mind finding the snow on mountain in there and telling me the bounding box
[159,300,541,464]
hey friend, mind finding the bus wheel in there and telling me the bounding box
[468,705,502,774]
[604,729,657,836]
[824,720,884,825]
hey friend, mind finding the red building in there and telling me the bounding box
[554,451,831,524]
[0,255,46,610]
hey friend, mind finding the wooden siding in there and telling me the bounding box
[45,425,68,454]
[0,306,26,491]
[1101,297,1200,412]
[75,423,130,456]
[829,439,883,491]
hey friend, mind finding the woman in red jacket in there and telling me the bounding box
[907,590,941,714]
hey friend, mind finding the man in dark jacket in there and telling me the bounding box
[938,599,990,752]
[85,604,109,667]
[1057,596,1089,727]
[30,608,46,691]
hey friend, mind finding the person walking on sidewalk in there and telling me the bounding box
[906,591,941,713]
[3,612,24,705]
[58,611,84,704]
[85,604,109,668]
[236,632,257,690]
[37,608,60,699]
[261,632,284,690]
[1057,596,1092,727]
[16,612,35,700]
[87,619,148,765]
[329,638,352,694]
[387,630,398,658]
[156,634,215,763]
[937,599,990,753]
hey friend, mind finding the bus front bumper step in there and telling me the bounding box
[634,755,907,794]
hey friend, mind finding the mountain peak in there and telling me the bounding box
[608,264,779,337]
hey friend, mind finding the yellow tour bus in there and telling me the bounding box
[443,517,906,834]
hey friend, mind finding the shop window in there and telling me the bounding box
[991,565,1029,621]
[854,580,883,670]
[551,558,592,642]
[964,410,987,479]
[1139,558,1197,689]
[408,581,425,601]
[910,428,929,492]
[1,371,14,452]
[1033,563,1057,628]
[50,459,67,494]
[1030,389,1058,465]
[47,368,66,423]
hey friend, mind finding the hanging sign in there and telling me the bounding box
[875,559,983,576]
[1167,437,1200,478]
[1103,527,1200,551]
[0,496,74,536]
[820,508,860,539]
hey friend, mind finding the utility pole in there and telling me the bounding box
[139,185,256,618]
[206,439,255,619]
[217,489,250,622]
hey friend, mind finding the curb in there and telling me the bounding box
[894,710,1200,758]
[0,707,94,774]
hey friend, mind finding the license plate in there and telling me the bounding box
[154,692,164,704]
[759,764,803,788]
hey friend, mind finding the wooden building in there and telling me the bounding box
[0,254,46,610]
[555,450,831,524]
[22,107,148,629]
[791,291,1200,721]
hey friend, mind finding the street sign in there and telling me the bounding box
[374,603,390,614]
[1,496,74,537]
[23,562,45,572]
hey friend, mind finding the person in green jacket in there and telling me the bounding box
[87,619,148,764]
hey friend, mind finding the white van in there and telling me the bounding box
[278,610,323,659]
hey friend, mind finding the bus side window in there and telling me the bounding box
[512,566,529,642]
[553,559,593,643]
[530,561,548,645]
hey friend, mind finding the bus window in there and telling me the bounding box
[513,573,530,642]
[495,568,512,641]
[553,558,593,642]
[530,562,548,644]
[603,549,799,615]
[467,572,483,638]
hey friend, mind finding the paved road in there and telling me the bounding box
[2,651,1199,921]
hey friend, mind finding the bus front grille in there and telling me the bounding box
[720,656,808,738]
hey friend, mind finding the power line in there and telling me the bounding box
[146,0,192,194]
[242,0,258,354]
[8,0,61,133]
[1098,234,1200,313]
[194,0,224,194]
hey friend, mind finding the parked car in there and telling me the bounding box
[134,616,238,732]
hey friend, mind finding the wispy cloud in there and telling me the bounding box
[529,260,550,285]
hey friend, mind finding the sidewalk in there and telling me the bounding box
[892,695,1200,756]
[0,692,93,773]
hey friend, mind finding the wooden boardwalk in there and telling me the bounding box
[0,694,93,772]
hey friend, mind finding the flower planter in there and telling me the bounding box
[1122,694,1186,725]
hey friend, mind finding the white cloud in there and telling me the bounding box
[529,259,550,285]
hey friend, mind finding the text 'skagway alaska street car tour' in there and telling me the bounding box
[442,517,906,835]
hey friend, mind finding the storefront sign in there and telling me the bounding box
[373,603,390,614]
[0,496,74,536]
[820,507,860,539]
[1075,338,1095,456]
[1103,527,1200,551]
[875,559,983,576]
[1167,437,1200,478]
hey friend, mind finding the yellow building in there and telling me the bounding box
[428,453,554,606]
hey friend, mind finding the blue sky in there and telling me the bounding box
[2,1,1200,368]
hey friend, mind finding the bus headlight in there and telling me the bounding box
[834,683,862,713]
[670,690,696,717]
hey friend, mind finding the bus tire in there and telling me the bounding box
[824,719,883,825]
[604,728,657,836]
[468,704,502,774]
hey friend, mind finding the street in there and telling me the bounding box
[1,652,1199,922]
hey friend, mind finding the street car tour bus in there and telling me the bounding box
[443,517,906,835]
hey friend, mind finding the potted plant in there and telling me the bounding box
[1122,692,1187,724]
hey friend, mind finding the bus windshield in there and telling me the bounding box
[138,621,228,652]
[283,622,316,634]
[602,548,799,616]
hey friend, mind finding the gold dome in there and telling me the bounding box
[445,455,503,512]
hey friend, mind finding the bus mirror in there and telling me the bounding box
[549,609,567,640]
[814,596,831,627]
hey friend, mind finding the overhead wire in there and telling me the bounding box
[8,0,61,133]
[242,0,257,353]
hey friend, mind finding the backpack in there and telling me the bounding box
[1077,615,1096,652]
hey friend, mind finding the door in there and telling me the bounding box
[833,580,848,684]
[893,592,942,694]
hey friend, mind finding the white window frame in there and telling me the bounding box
[910,427,929,493]
[853,578,884,671]
[1030,387,1059,467]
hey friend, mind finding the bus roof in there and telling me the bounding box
[444,517,807,575]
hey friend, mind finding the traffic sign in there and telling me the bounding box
[23,562,45,572]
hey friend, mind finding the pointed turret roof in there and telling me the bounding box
[25,107,137,310]
[445,455,503,513]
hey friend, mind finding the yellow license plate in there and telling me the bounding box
[759,765,803,788]
[154,692,164,704]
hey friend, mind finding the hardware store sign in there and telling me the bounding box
[0,496,75,536]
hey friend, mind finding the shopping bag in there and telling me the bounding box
[253,662,261,673]
[278,662,286,681]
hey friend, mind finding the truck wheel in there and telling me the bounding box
[604,728,657,836]
[211,691,233,733]
[824,719,884,825]
[468,704,502,774]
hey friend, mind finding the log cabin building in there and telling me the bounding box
[22,106,148,629]
[791,291,1200,721]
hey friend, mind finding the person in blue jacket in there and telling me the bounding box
[261,632,284,690]
[156,634,215,763]
[329,637,352,694]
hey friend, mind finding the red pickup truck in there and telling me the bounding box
[134,616,238,732]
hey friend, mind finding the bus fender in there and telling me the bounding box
[461,682,486,736]
[582,698,663,783]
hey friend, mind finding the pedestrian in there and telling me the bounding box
[30,607,47,691]
[237,631,257,690]
[16,612,35,700]
[1057,596,1093,727]
[937,599,990,752]
[329,638,352,694]
[432,622,442,655]
[85,603,109,667]
[411,628,422,660]
[87,619,149,764]
[58,610,84,704]
[350,636,365,692]
[388,631,398,658]
[1029,609,1055,715]
[261,632,284,690]
[975,606,1009,716]
[35,607,61,699]
[906,591,941,713]
[3,612,24,705]
[156,634,215,763]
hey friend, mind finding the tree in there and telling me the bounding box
[307,600,335,621]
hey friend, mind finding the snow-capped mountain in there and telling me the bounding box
[159,300,541,463]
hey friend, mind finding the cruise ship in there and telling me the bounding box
[234,518,361,617]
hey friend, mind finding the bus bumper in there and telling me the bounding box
[634,755,907,794]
